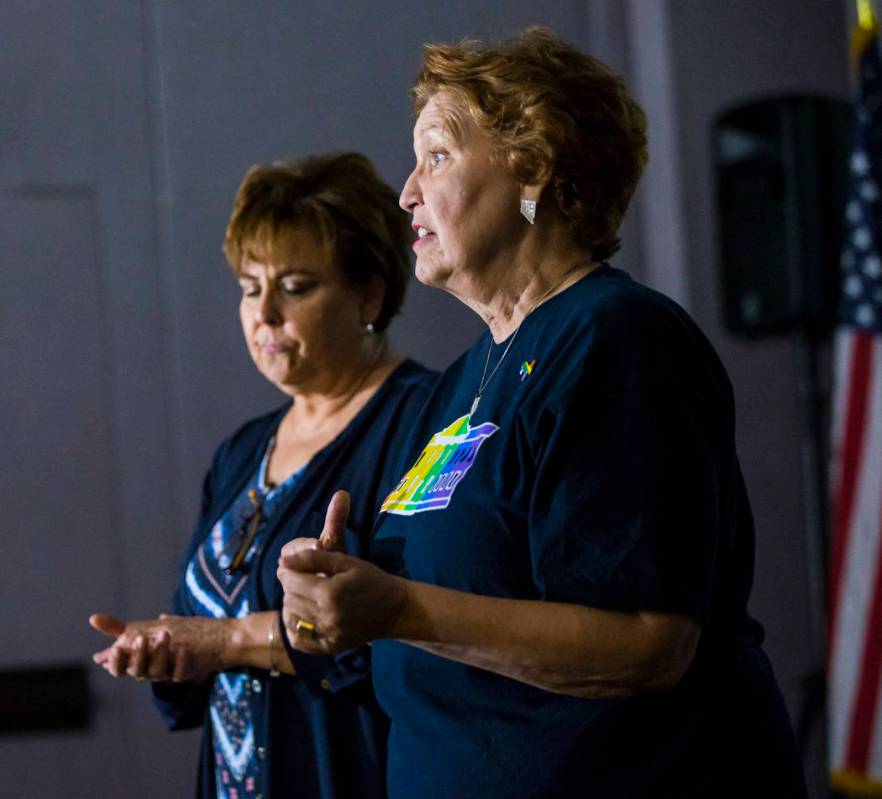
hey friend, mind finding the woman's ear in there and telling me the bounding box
[361,273,386,328]
[519,161,554,226]
[521,185,542,204]
[520,161,553,205]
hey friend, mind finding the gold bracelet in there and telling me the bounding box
[268,615,281,677]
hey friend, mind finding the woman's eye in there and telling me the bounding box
[239,283,259,298]
[429,151,448,166]
[282,282,313,296]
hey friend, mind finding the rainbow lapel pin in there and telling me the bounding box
[519,359,536,381]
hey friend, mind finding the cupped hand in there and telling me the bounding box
[277,548,408,654]
[277,490,407,654]
[89,612,230,683]
[276,491,407,654]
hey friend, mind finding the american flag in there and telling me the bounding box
[828,21,882,795]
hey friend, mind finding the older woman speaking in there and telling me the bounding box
[90,152,436,799]
[278,29,807,798]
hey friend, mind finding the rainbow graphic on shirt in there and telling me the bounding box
[381,414,499,515]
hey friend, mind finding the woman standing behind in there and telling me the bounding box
[90,152,436,799]
[278,30,807,798]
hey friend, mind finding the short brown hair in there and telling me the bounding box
[223,152,411,331]
[412,27,648,260]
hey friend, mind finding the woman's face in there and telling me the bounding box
[399,91,524,298]
[238,227,370,395]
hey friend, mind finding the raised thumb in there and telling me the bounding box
[318,489,350,553]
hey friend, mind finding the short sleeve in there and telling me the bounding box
[526,316,729,623]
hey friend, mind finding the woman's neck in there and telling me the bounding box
[439,214,597,341]
[469,250,597,342]
[286,339,399,434]
[266,339,401,484]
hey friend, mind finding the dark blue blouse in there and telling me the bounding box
[152,359,437,799]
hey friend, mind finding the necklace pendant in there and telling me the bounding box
[470,395,480,415]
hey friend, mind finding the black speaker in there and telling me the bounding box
[713,96,851,338]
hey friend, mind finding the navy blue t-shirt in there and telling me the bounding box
[369,266,806,798]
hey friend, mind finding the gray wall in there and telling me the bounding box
[0,1,847,796]
[664,4,848,795]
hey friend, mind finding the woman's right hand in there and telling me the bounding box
[89,613,230,683]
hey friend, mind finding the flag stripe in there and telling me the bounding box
[831,331,858,493]
[830,332,875,626]
[830,340,882,769]
[847,475,882,771]
[867,653,882,777]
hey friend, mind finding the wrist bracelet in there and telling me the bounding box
[268,615,281,677]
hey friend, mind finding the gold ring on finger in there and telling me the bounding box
[296,618,318,639]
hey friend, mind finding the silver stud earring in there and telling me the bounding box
[365,322,376,334]
[520,199,536,225]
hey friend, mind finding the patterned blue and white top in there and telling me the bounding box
[183,438,303,799]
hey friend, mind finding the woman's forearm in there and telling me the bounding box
[278,548,699,698]
[391,579,700,698]
[224,612,296,676]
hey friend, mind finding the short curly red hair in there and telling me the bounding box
[411,27,648,260]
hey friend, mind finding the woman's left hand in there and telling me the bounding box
[89,612,230,683]
[277,491,407,653]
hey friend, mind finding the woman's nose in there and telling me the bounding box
[399,168,421,212]
[256,290,281,325]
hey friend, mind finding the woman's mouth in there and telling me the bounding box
[413,224,435,250]
[259,341,290,353]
